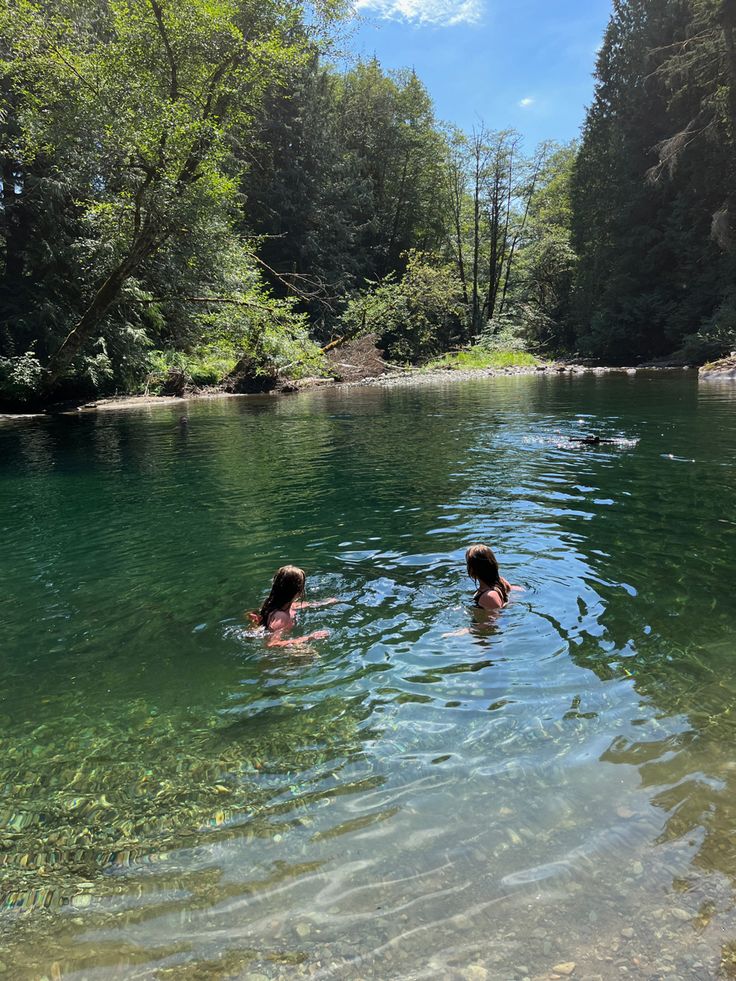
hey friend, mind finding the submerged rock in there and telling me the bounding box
[670,908,691,922]
[461,966,489,981]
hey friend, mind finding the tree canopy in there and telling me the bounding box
[3,0,736,404]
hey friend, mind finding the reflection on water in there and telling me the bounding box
[1,373,736,979]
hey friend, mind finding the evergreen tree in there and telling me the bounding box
[571,0,736,361]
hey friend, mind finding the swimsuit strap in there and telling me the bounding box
[474,585,505,608]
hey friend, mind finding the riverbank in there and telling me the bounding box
[350,361,690,388]
[0,362,703,420]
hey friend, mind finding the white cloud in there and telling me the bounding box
[518,97,535,108]
[354,0,483,27]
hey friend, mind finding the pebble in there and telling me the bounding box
[461,967,488,981]
[71,894,91,909]
[553,963,576,976]
[621,928,635,939]
[0,962,7,974]
[515,965,530,976]
[671,908,690,922]
[632,861,644,876]
[296,922,311,938]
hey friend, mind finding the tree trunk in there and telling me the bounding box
[721,0,736,248]
[723,0,736,131]
[0,81,25,301]
[1,158,25,293]
[450,165,469,307]
[471,147,482,336]
[387,153,410,270]
[45,221,163,385]
[485,177,501,321]
[499,152,542,315]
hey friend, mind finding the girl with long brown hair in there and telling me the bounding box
[442,544,517,638]
[249,565,337,647]
[465,544,513,612]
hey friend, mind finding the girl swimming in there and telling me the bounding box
[465,543,512,611]
[249,565,337,647]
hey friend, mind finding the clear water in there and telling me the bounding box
[2,373,736,980]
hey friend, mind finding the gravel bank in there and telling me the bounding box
[345,363,695,389]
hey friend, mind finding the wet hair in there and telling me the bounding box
[258,565,306,629]
[465,544,509,604]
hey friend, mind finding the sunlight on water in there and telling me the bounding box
[1,373,736,979]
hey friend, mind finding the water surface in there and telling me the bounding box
[2,373,736,980]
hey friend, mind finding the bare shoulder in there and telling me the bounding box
[478,589,504,611]
[268,611,291,631]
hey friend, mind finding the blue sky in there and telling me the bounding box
[346,0,612,148]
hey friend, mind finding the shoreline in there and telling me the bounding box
[0,363,701,421]
[346,362,696,388]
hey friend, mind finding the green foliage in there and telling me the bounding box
[144,348,238,393]
[680,299,736,364]
[8,0,735,395]
[478,315,533,354]
[427,310,539,370]
[243,58,450,318]
[0,349,44,401]
[338,252,464,363]
[0,0,349,398]
[570,0,736,361]
[513,144,578,350]
[244,314,327,380]
[425,346,539,371]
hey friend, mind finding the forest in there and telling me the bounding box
[1,0,735,405]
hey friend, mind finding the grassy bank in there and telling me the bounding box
[423,346,541,372]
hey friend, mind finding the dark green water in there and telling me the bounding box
[2,372,736,980]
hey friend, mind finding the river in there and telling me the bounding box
[1,372,735,979]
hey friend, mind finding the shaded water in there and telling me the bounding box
[1,372,736,980]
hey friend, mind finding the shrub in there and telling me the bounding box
[0,350,45,402]
[425,346,538,371]
[680,301,736,365]
[338,252,465,363]
[477,312,532,354]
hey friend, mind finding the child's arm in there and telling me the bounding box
[267,629,329,649]
[292,598,339,610]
